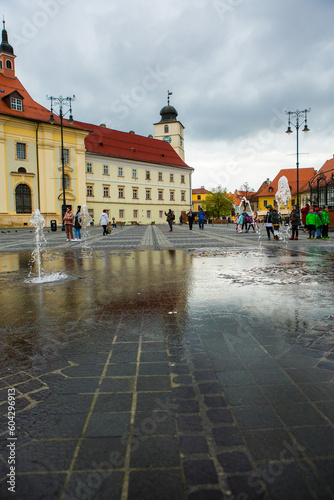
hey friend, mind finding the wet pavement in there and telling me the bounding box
[0,224,333,499]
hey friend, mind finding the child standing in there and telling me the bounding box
[306,209,316,239]
[321,206,331,239]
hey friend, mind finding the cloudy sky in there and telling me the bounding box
[4,0,334,192]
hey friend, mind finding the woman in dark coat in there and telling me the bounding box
[289,205,301,240]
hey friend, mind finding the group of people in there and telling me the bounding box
[62,206,119,240]
[234,210,258,233]
[63,205,82,241]
[303,204,331,240]
[165,208,207,231]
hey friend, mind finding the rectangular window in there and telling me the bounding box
[119,209,124,219]
[181,191,186,202]
[16,142,26,160]
[87,185,93,196]
[170,191,175,201]
[118,187,124,198]
[197,195,201,200]
[158,190,163,200]
[146,170,150,180]
[63,148,69,164]
[170,173,174,182]
[181,175,185,183]
[118,166,123,176]
[103,165,109,175]
[103,186,110,197]
[88,208,94,219]
[133,188,138,199]
[132,168,137,178]
[11,98,23,111]
[158,172,163,181]
[159,210,163,218]
[147,210,151,218]
[146,190,151,200]
[133,210,138,218]
[86,162,92,173]
[263,200,267,207]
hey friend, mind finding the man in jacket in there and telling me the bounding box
[99,209,109,235]
[264,206,274,240]
[289,205,300,240]
[165,209,175,231]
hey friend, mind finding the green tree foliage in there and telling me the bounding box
[202,186,234,218]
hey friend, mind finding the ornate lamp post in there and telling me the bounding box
[285,109,310,210]
[47,95,75,230]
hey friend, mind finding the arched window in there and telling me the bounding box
[64,174,70,189]
[15,184,32,214]
[0,61,2,69]
[164,124,169,133]
[6,60,12,69]
[18,167,26,173]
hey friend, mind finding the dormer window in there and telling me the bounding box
[10,97,23,111]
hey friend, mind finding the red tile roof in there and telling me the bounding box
[192,187,210,195]
[309,157,334,186]
[0,73,85,130]
[75,121,192,169]
[257,168,316,197]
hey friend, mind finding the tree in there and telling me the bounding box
[202,186,234,218]
[239,182,254,200]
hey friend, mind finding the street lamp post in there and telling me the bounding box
[285,109,310,210]
[47,95,75,230]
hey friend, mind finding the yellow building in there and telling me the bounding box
[192,187,210,212]
[0,25,193,227]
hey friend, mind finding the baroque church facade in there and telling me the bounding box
[0,24,193,227]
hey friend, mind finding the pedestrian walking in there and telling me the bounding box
[241,210,248,232]
[187,209,194,230]
[289,204,300,240]
[74,205,82,241]
[99,209,109,235]
[301,204,310,231]
[253,211,259,232]
[264,206,274,240]
[165,209,175,231]
[198,208,205,230]
[63,205,74,241]
[321,206,331,239]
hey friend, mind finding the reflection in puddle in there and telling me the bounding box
[0,248,333,374]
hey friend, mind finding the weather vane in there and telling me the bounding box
[167,90,173,105]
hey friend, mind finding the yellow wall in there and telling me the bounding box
[0,116,88,227]
[258,195,297,211]
[192,192,209,212]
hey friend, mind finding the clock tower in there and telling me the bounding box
[154,91,185,160]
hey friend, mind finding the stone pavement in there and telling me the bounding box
[0,222,333,252]
[0,224,333,500]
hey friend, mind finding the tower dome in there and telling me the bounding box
[0,20,14,55]
[159,104,178,123]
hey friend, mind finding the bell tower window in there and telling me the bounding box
[6,59,12,69]
[164,124,169,133]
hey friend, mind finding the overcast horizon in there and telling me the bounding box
[4,0,334,192]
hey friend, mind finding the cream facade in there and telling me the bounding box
[85,155,191,224]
